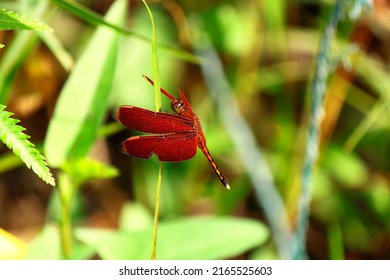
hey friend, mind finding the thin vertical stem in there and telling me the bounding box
[142,0,162,260]
[294,0,345,259]
[142,0,161,111]
[151,163,163,260]
[58,172,73,259]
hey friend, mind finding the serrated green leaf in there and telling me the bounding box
[44,0,126,167]
[0,9,52,31]
[0,105,55,186]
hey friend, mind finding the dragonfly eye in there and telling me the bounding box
[171,99,185,115]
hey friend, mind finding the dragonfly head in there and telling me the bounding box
[171,99,186,115]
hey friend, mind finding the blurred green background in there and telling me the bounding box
[0,0,389,260]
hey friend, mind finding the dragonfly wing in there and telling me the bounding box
[113,106,193,133]
[119,133,197,162]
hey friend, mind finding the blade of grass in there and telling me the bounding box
[294,0,345,259]
[344,97,388,152]
[345,54,390,151]
[45,0,127,258]
[141,0,162,260]
[143,1,161,112]
[50,0,147,41]
[44,0,126,167]
[50,0,199,64]
[39,31,74,72]
[295,1,372,259]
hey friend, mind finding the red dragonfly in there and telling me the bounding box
[113,75,230,189]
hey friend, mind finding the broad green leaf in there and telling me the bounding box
[155,217,269,260]
[24,224,61,259]
[44,0,127,167]
[76,227,148,260]
[24,224,94,260]
[76,216,269,260]
[118,202,153,232]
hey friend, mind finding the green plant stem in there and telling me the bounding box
[294,0,344,259]
[142,0,161,111]
[141,0,162,260]
[151,163,163,260]
[328,224,344,260]
[58,172,74,259]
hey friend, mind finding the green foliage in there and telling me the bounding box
[24,224,94,260]
[62,158,119,186]
[44,0,126,167]
[0,3,55,191]
[50,0,147,40]
[0,105,55,186]
[0,2,50,103]
[0,9,52,31]
[50,0,198,63]
[140,0,162,260]
[75,203,269,260]
[322,147,368,187]
[25,203,268,260]
[1,0,388,261]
